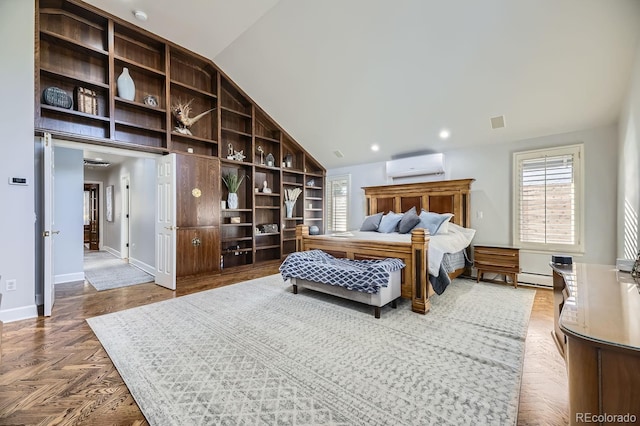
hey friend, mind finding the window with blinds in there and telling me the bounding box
[513,144,583,252]
[326,175,350,232]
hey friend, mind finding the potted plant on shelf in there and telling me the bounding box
[284,187,302,218]
[222,173,246,209]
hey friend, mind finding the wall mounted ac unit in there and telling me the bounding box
[385,153,445,178]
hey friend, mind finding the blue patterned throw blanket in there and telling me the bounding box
[280,250,405,294]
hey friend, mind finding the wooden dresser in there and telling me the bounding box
[552,263,640,424]
[474,245,520,288]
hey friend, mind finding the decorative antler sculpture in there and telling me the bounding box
[171,99,214,135]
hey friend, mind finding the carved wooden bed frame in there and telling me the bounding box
[295,178,474,315]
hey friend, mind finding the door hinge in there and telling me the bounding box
[126,243,129,247]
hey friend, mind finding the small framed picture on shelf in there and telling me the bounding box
[143,94,158,107]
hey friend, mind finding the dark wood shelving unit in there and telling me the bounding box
[35,0,325,273]
[170,80,218,99]
[40,67,110,89]
[220,106,251,118]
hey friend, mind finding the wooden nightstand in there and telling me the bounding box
[474,245,521,288]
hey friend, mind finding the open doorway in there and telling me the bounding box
[47,140,160,284]
[83,183,100,251]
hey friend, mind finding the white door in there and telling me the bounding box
[43,133,58,316]
[155,154,176,290]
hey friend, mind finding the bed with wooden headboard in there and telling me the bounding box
[295,178,474,315]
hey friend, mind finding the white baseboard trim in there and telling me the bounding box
[518,272,552,288]
[129,258,156,277]
[55,272,85,284]
[0,304,39,323]
[470,270,552,288]
[103,246,121,258]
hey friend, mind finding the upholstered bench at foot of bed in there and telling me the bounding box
[290,269,402,318]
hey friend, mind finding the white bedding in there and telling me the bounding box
[327,223,475,277]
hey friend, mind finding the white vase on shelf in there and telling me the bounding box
[227,192,239,209]
[284,200,295,218]
[117,67,135,101]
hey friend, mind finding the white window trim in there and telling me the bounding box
[512,143,584,254]
[326,174,351,232]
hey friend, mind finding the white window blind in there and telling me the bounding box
[513,144,583,252]
[326,175,350,232]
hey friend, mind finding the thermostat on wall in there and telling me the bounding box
[9,177,28,186]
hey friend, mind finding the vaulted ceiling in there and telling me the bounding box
[84,0,640,169]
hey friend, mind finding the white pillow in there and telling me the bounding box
[447,222,476,242]
[437,219,451,234]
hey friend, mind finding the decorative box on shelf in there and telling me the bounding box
[75,86,98,115]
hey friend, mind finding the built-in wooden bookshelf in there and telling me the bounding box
[35,0,325,272]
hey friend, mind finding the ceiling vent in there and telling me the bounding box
[333,150,344,158]
[84,159,111,167]
[490,115,506,129]
[386,153,445,179]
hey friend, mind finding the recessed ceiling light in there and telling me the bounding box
[439,129,450,140]
[371,144,380,152]
[133,10,148,21]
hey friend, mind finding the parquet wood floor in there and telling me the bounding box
[0,267,568,425]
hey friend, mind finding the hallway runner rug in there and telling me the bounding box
[84,250,154,291]
[87,275,535,425]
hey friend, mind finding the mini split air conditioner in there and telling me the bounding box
[385,153,445,178]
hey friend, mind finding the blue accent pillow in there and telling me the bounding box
[398,206,421,234]
[360,212,383,231]
[377,211,404,233]
[416,211,454,235]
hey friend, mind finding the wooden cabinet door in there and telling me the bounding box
[175,154,221,276]
[176,154,220,227]
[176,227,220,277]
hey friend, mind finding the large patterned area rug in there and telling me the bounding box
[87,275,535,425]
[84,251,154,291]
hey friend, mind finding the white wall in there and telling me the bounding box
[120,157,156,269]
[0,1,36,322]
[53,147,84,283]
[328,125,618,279]
[618,38,640,259]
